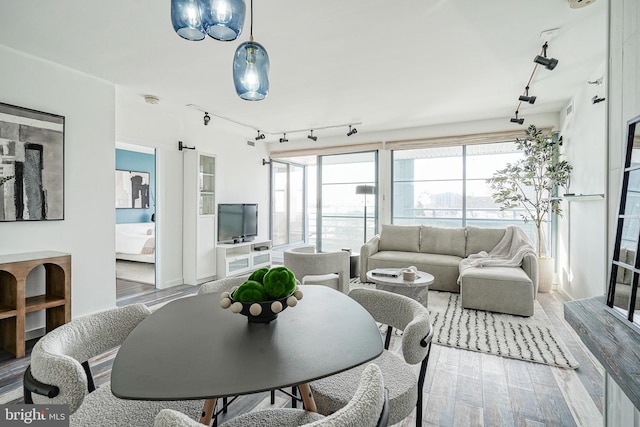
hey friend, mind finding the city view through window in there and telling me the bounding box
[277,141,546,255]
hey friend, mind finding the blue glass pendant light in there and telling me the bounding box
[200,0,246,41]
[171,0,206,41]
[171,0,245,42]
[233,0,269,100]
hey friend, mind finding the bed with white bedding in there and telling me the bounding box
[116,222,155,263]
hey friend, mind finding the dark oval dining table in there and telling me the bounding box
[111,285,383,424]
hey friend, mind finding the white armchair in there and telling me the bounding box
[284,246,350,294]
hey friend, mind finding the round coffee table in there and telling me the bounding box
[366,269,434,306]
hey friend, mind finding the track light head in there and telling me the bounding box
[347,125,358,136]
[519,95,537,104]
[534,55,558,70]
[203,112,211,126]
[533,42,558,70]
[510,111,524,125]
[279,133,288,143]
[255,130,265,140]
[518,86,536,104]
[307,130,317,141]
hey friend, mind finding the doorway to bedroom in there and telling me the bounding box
[115,143,156,298]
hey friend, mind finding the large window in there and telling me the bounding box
[318,152,377,252]
[271,160,305,247]
[392,142,537,242]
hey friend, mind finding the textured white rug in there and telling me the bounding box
[116,260,155,285]
[429,290,579,369]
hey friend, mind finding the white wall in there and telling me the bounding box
[0,45,117,319]
[556,63,607,300]
[606,0,640,423]
[116,90,270,289]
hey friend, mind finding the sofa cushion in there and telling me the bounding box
[459,266,534,316]
[419,226,466,258]
[368,251,462,293]
[465,227,506,257]
[379,225,420,252]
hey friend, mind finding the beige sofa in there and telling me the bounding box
[359,224,538,316]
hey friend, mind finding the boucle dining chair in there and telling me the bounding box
[310,288,433,427]
[198,273,304,417]
[197,274,251,295]
[284,246,350,294]
[154,363,388,427]
[23,303,204,427]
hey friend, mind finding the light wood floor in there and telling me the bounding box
[0,285,603,426]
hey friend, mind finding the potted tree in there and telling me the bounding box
[487,125,572,292]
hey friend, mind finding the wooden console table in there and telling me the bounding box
[0,251,71,358]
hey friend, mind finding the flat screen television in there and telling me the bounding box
[217,203,258,243]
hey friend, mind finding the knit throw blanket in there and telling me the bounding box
[458,226,536,281]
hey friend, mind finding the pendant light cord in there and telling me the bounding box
[249,0,254,42]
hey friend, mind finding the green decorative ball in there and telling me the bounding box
[232,280,267,303]
[263,266,297,299]
[248,267,270,284]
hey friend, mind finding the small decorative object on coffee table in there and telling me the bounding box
[366,267,434,306]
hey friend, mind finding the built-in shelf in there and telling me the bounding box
[565,296,640,411]
[562,193,605,201]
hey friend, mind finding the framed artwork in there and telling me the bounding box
[115,170,150,209]
[0,102,65,221]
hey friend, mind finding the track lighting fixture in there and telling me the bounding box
[518,86,536,104]
[509,40,560,124]
[178,141,196,151]
[203,112,211,125]
[307,130,317,141]
[533,42,558,71]
[347,125,358,136]
[255,130,265,140]
[279,133,288,143]
[510,111,524,125]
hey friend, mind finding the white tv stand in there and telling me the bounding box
[216,239,272,279]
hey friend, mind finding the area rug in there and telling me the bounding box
[349,278,579,369]
[428,290,579,369]
[116,260,155,285]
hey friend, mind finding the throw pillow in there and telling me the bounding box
[378,224,420,252]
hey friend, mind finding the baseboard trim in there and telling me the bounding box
[157,278,183,289]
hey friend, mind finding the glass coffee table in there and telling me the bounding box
[366,269,434,306]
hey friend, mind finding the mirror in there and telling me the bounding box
[608,114,640,325]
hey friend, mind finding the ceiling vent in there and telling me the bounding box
[568,0,597,8]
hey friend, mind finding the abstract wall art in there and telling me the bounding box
[115,170,150,209]
[0,102,65,221]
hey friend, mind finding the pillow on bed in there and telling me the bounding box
[141,238,155,255]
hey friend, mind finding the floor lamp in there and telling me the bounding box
[355,185,376,243]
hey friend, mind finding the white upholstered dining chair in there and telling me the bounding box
[154,363,389,427]
[283,246,350,294]
[310,288,433,427]
[23,303,204,427]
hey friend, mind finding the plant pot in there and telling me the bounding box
[538,257,554,293]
